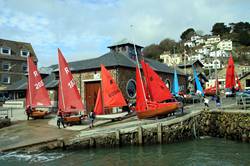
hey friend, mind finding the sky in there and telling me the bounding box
[0,0,249,67]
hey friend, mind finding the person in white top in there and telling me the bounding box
[203,97,209,107]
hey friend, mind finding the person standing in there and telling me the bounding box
[89,110,96,128]
[26,106,32,120]
[57,111,65,129]
[203,97,209,108]
[215,95,221,107]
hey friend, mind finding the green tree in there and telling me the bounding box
[159,38,177,53]
[211,23,230,36]
[238,31,250,46]
[143,44,163,60]
[180,28,195,41]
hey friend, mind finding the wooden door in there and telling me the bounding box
[84,81,101,114]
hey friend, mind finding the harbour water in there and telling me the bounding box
[0,138,249,166]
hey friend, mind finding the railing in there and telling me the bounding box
[0,107,13,118]
[236,96,250,110]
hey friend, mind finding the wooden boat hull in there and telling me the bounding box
[204,88,216,96]
[30,110,48,119]
[64,115,83,125]
[136,102,179,119]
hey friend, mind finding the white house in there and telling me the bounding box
[160,52,182,66]
[217,40,232,51]
[209,50,229,57]
[184,40,195,48]
[195,47,210,55]
[205,35,221,45]
[203,59,223,69]
[188,53,205,62]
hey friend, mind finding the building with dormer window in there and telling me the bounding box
[0,39,37,91]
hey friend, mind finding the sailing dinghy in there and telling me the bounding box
[57,49,85,124]
[93,64,128,120]
[135,60,179,119]
[26,56,51,119]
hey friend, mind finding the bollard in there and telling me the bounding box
[157,123,162,144]
[138,125,143,145]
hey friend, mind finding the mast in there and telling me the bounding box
[130,25,148,107]
[28,56,32,108]
[58,50,66,111]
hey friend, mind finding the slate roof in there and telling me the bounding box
[6,72,58,91]
[178,59,204,68]
[107,38,143,48]
[54,51,185,75]
[5,51,186,91]
[0,38,37,61]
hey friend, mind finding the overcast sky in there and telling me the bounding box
[0,0,249,67]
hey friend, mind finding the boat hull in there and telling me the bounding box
[30,110,48,119]
[64,115,82,125]
[136,102,179,119]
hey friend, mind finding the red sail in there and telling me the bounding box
[58,48,84,113]
[101,64,126,108]
[136,67,147,112]
[26,56,51,108]
[141,60,173,102]
[225,55,236,89]
[93,88,103,115]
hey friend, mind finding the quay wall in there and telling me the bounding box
[2,110,249,152]
[64,110,250,150]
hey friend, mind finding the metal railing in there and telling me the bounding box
[236,96,250,110]
[0,107,13,118]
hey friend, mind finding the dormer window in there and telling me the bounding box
[1,47,11,55]
[21,49,30,57]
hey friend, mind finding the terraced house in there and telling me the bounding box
[0,39,37,99]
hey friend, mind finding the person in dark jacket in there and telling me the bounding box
[57,111,65,129]
[89,110,96,128]
[26,106,32,120]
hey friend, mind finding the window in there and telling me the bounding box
[2,75,10,84]
[126,79,136,98]
[21,49,30,57]
[22,63,27,72]
[2,63,10,71]
[1,47,11,55]
[246,79,250,87]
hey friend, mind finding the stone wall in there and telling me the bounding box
[199,110,250,142]
[2,110,249,153]
[0,117,11,129]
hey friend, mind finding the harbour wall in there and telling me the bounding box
[60,110,250,150]
[2,110,249,152]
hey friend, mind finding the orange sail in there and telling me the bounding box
[141,60,173,102]
[225,55,236,89]
[136,67,147,112]
[93,88,103,115]
[26,56,51,108]
[101,64,126,108]
[58,48,84,113]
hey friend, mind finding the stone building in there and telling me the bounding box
[0,38,37,93]
[239,72,250,90]
[4,40,187,113]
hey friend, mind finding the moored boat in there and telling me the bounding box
[93,64,128,120]
[135,61,179,119]
[57,49,85,124]
[26,56,51,119]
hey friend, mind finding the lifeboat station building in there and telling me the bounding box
[4,40,187,113]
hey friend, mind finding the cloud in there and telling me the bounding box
[0,0,249,67]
